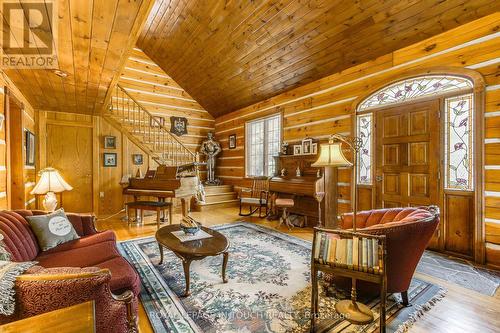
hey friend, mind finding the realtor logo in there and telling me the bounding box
[1,0,58,68]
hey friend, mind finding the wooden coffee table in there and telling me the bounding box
[155,224,229,297]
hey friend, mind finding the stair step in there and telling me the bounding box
[204,192,238,203]
[203,185,234,194]
[193,199,239,212]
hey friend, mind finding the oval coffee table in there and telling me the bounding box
[155,224,229,297]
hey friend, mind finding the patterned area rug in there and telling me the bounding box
[417,250,500,296]
[118,223,445,332]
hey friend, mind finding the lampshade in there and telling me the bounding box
[30,167,73,195]
[311,142,352,167]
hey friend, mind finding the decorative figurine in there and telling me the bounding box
[281,141,289,155]
[281,168,287,177]
[296,165,302,177]
[199,132,222,185]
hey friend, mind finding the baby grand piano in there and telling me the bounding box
[269,154,337,226]
[123,163,202,217]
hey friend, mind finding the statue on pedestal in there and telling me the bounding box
[199,132,222,186]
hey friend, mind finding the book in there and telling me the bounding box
[334,238,343,266]
[367,238,373,272]
[339,239,347,267]
[318,233,326,263]
[352,237,359,270]
[346,238,353,269]
[329,237,337,265]
[325,236,331,263]
[358,237,363,271]
[372,238,379,273]
[314,232,322,260]
[362,238,368,272]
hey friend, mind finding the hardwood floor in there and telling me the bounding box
[96,207,500,333]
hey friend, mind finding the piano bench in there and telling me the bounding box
[125,201,173,228]
[275,198,295,230]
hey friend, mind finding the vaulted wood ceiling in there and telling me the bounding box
[138,0,499,117]
[1,0,154,114]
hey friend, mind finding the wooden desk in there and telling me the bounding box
[0,301,95,333]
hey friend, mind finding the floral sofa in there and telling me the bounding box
[0,210,140,332]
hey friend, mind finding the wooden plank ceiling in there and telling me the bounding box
[1,0,154,114]
[138,0,499,117]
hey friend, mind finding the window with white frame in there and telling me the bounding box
[245,114,281,177]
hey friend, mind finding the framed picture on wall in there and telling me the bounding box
[302,138,313,155]
[132,154,143,165]
[293,145,302,155]
[312,143,318,155]
[103,153,117,167]
[228,134,236,149]
[150,116,165,128]
[25,130,35,166]
[104,136,116,149]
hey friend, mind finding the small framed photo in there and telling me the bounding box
[103,153,117,167]
[104,136,116,149]
[150,116,165,128]
[228,134,236,149]
[293,145,302,155]
[302,138,313,155]
[312,143,318,155]
[132,154,143,165]
[25,130,35,166]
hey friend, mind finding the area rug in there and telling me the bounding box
[417,250,500,296]
[118,223,445,333]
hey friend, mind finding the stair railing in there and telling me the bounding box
[107,84,196,166]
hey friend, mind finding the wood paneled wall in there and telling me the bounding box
[118,48,215,153]
[214,13,500,267]
[0,70,37,210]
[39,111,156,216]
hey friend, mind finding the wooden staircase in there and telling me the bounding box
[104,84,196,166]
[194,185,239,211]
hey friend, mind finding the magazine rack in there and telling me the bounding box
[310,227,387,332]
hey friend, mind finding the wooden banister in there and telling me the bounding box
[105,84,195,166]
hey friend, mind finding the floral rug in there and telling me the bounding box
[118,222,445,332]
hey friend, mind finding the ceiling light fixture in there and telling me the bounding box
[53,69,68,78]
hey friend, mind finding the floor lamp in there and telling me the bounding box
[313,133,374,324]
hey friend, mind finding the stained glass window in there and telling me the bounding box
[358,75,472,111]
[357,114,372,185]
[444,94,474,191]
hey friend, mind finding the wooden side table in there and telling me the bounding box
[0,301,95,333]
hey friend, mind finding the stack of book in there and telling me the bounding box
[313,232,382,274]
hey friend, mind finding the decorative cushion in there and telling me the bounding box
[275,198,294,207]
[25,209,80,251]
[0,234,11,261]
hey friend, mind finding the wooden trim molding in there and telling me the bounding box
[352,66,486,263]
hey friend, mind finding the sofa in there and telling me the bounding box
[327,206,439,305]
[0,210,140,332]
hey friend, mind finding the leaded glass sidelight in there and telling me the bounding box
[357,113,372,185]
[358,75,473,111]
[444,93,474,191]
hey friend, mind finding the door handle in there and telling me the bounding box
[376,175,383,182]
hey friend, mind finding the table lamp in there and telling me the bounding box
[312,133,374,325]
[30,167,73,212]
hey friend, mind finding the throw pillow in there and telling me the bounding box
[26,209,80,251]
[0,234,11,261]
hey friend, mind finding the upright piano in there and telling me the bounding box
[123,163,202,217]
[269,154,337,226]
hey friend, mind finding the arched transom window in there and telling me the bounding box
[356,75,474,191]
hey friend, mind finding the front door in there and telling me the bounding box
[375,100,441,210]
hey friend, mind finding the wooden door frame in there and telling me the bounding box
[351,67,485,264]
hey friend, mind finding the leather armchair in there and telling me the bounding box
[328,206,439,305]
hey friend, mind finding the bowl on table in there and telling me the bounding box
[180,221,201,235]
